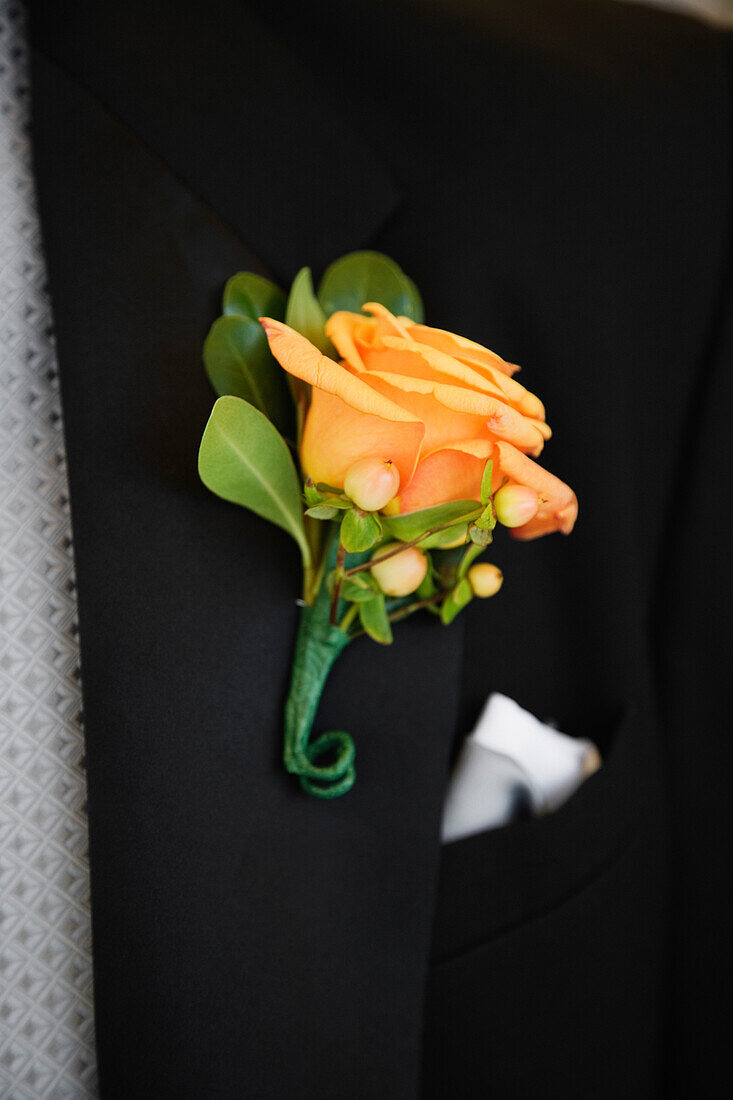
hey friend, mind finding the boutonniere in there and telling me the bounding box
[198,252,577,798]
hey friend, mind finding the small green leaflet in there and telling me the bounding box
[469,524,492,547]
[440,578,473,625]
[359,591,393,644]
[222,272,286,321]
[341,510,383,553]
[305,505,340,520]
[285,268,333,355]
[203,315,292,435]
[457,542,485,579]
[318,251,424,322]
[480,460,493,506]
[198,396,310,567]
[340,574,379,603]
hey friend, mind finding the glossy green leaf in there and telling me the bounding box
[285,267,333,355]
[359,591,393,644]
[198,396,310,567]
[403,275,425,324]
[203,315,292,433]
[440,578,473,625]
[341,510,383,553]
[222,272,286,321]
[318,251,423,321]
[383,500,481,544]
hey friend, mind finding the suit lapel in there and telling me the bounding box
[30,32,462,1100]
[30,0,400,283]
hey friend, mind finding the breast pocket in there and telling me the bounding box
[422,689,666,1097]
[429,690,656,965]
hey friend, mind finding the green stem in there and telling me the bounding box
[302,513,323,604]
[339,603,359,633]
[329,540,346,624]
[388,591,444,624]
[302,519,337,605]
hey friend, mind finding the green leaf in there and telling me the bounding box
[198,396,310,567]
[480,460,493,506]
[416,567,438,600]
[417,524,471,550]
[318,251,423,321]
[304,481,322,507]
[341,575,379,603]
[203,315,292,433]
[469,524,492,547]
[359,591,393,644]
[383,500,481,544]
[222,272,286,321]
[457,542,485,580]
[341,510,383,553]
[403,275,425,324]
[305,505,339,520]
[285,267,333,355]
[440,578,473,625]
[475,500,497,532]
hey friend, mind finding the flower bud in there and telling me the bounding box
[468,563,503,598]
[344,457,400,512]
[370,542,428,597]
[493,484,539,528]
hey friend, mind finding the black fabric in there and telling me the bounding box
[27,0,732,1096]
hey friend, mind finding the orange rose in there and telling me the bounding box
[260,304,577,540]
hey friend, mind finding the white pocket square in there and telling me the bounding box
[441,693,601,843]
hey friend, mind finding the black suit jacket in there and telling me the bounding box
[28,1,732,1095]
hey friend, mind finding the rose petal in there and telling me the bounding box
[301,388,424,490]
[261,318,426,488]
[398,447,488,513]
[402,322,519,377]
[404,323,543,416]
[260,318,418,425]
[364,373,491,452]
[368,335,510,403]
[325,311,369,372]
[368,372,546,456]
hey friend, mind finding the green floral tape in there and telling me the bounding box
[283,603,354,798]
